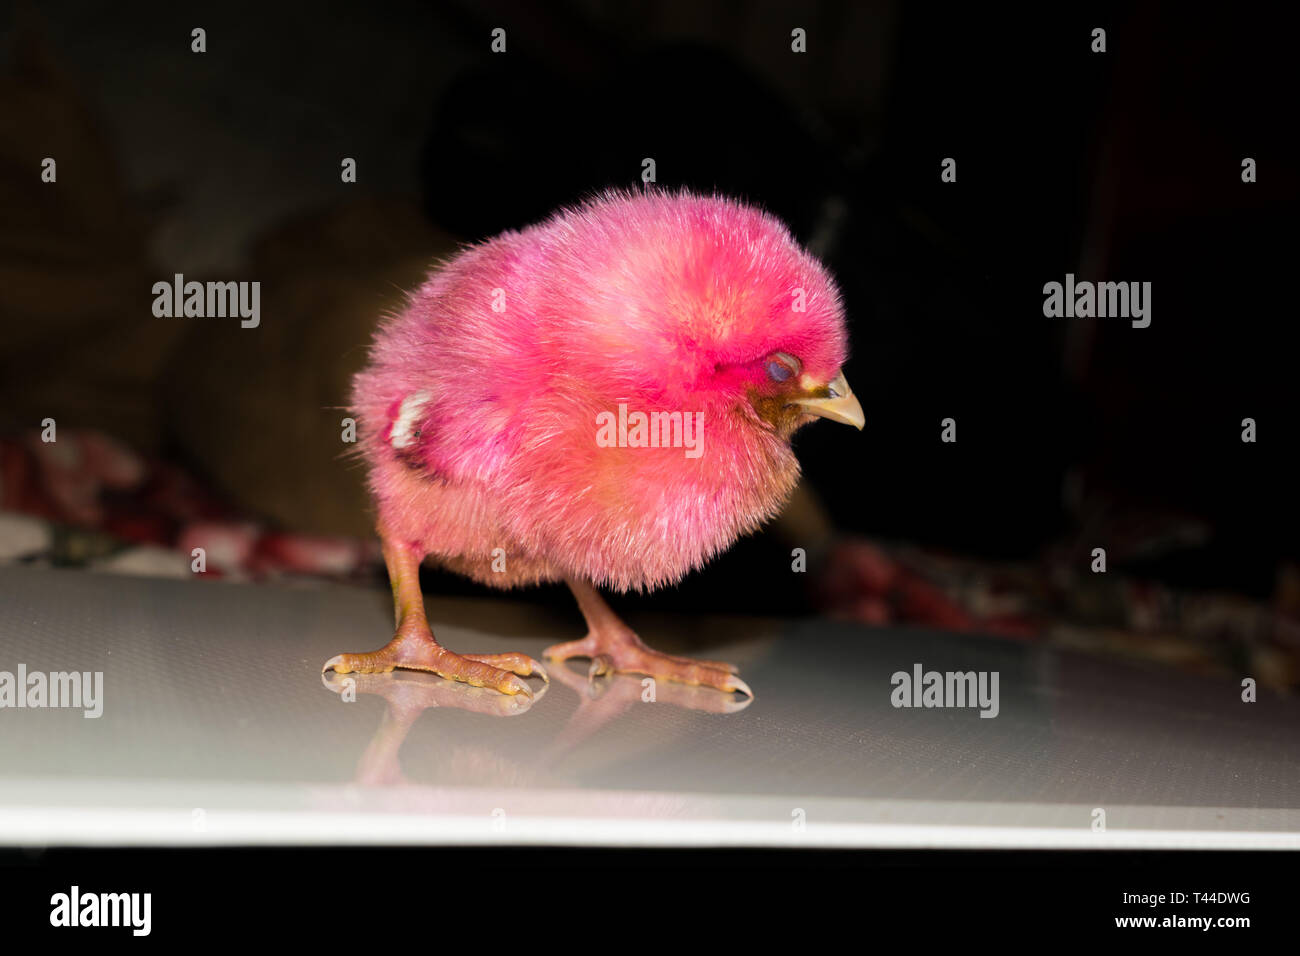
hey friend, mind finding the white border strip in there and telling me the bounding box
[4,807,1298,849]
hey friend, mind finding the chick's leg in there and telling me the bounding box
[544,579,751,697]
[323,535,547,697]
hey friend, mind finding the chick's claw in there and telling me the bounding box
[323,632,540,698]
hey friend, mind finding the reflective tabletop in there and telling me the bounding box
[1,566,1296,848]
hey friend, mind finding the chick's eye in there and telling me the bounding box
[765,352,800,383]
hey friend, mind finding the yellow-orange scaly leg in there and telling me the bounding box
[544,578,752,697]
[322,534,547,697]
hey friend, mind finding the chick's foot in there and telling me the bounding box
[544,632,749,696]
[547,579,752,698]
[321,531,546,697]
[324,629,547,697]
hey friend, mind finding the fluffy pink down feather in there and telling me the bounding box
[351,188,848,592]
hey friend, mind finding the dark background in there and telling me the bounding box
[0,1,1296,619]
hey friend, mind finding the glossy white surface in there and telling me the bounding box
[0,566,1296,848]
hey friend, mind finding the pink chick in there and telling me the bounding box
[324,189,864,698]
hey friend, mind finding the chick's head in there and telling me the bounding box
[589,191,863,442]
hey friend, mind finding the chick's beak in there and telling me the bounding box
[791,371,865,430]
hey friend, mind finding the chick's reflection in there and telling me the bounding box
[322,658,751,787]
[321,670,539,785]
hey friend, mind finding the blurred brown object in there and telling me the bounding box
[0,8,179,450]
[0,11,459,538]
[160,199,461,537]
